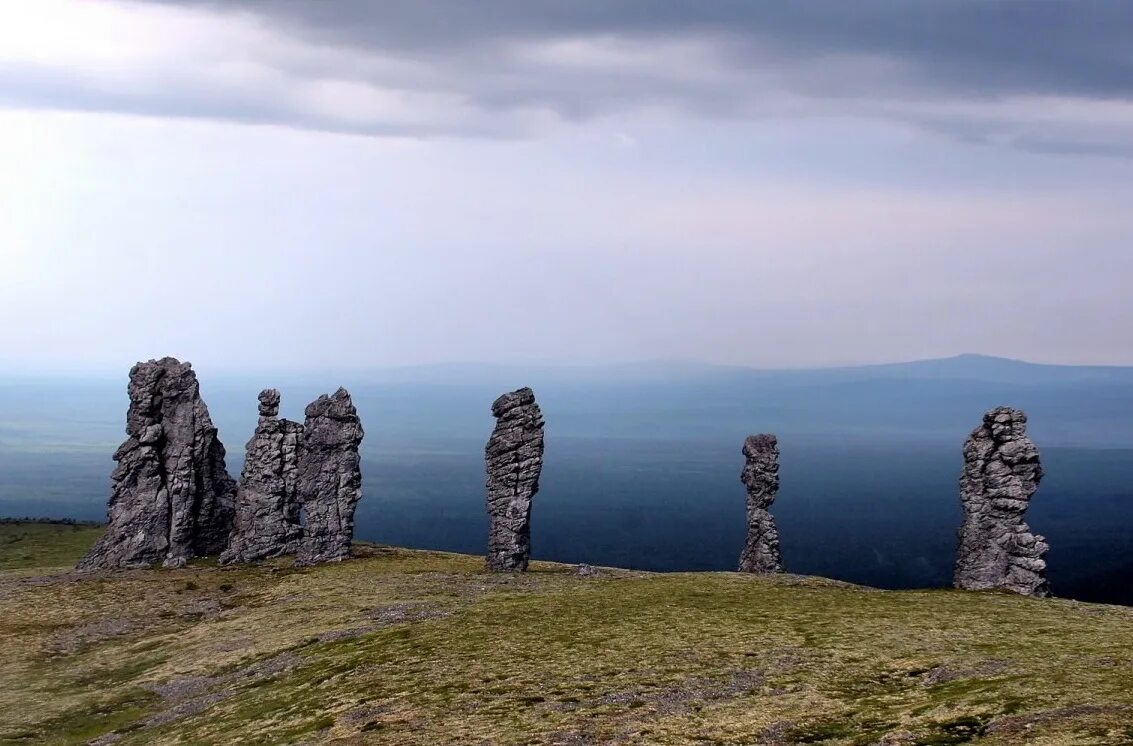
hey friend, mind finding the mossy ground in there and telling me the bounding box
[0,523,103,571]
[0,523,1131,745]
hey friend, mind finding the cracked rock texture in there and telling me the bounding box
[220,389,304,564]
[78,358,236,570]
[737,434,784,574]
[954,407,1049,597]
[296,388,364,565]
[485,388,545,572]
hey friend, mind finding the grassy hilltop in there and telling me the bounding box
[0,523,1131,745]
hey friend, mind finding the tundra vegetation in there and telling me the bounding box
[1,522,1131,744]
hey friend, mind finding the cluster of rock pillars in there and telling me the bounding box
[79,357,1051,598]
[77,358,365,571]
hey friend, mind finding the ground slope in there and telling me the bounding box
[0,523,1131,745]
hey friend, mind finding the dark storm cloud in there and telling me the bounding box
[165,0,1133,99]
[8,1,1133,151]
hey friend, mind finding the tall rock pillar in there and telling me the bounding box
[78,358,236,570]
[954,407,1049,596]
[485,387,545,572]
[296,388,364,565]
[737,434,784,574]
[220,389,304,564]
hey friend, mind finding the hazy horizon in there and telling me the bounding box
[9,352,1133,382]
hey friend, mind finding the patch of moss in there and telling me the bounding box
[1,525,1132,745]
[1,688,158,745]
[0,522,102,570]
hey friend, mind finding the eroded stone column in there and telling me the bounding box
[485,387,544,572]
[296,388,364,565]
[954,407,1049,597]
[737,434,784,574]
[79,357,236,570]
[220,389,304,564]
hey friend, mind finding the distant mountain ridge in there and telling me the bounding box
[259,353,1133,386]
[824,353,1133,385]
[5,354,1133,450]
[5,353,1133,387]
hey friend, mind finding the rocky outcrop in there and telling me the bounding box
[296,388,364,565]
[78,358,236,570]
[485,388,545,572]
[220,389,303,564]
[954,407,1049,596]
[737,434,784,574]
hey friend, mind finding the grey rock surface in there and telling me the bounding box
[78,358,236,570]
[485,387,545,572]
[737,434,784,574]
[220,389,304,564]
[954,407,1049,596]
[257,388,281,418]
[296,388,364,565]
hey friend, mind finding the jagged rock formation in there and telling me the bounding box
[485,388,545,572]
[220,389,304,564]
[737,434,784,574]
[296,388,364,565]
[78,358,236,570]
[954,407,1049,596]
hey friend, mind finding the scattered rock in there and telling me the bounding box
[985,704,1129,735]
[78,358,236,570]
[546,668,764,743]
[484,388,545,572]
[145,652,302,728]
[177,597,223,618]
[296,388,365,565]
[954,407,1049,596]
[757,721,799,745]
[921,659,1011,686]
[595,669,764,712]
[220,389,304,564]
[313,628,369,643]
[48,617,139,655]
[315,602,449,642]
[737,434,784,574]
[337,702,399,729]
[366,601,448,625]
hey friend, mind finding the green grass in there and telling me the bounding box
[0,522,104,570]
[0,524,1131,744]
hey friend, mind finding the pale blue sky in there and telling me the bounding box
[2,0,1132,372]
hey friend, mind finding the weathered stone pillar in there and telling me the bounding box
[954,407,1049,596]
[737,434,784,574]
[220,389,304,564]
[296,388,364,565]
[78,358,236,570]
[485,387,545,572]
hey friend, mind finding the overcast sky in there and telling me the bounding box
[2,0,1132,373]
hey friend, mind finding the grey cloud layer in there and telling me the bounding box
[180,0,1133,98]
[9,1,1133,152]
